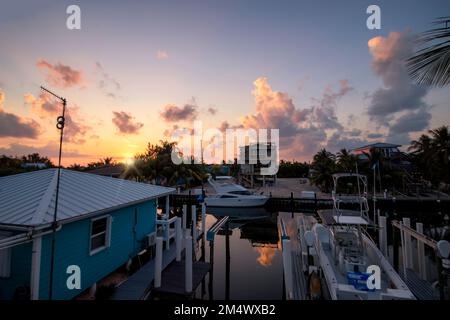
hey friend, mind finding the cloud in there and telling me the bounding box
[160,104,198,122]
[389,108,431,135]
[347,129,362,137]
[24,93,90,144]
[156,50,169,60]
[112,111,144,134]
[367,31,431,137]
[95,62,121,99]
[0,90,40,138]
[37,59,84,88]
[0,142,88,158]
[0,108,40,138]
[367,133,384,139]
[207,107,218,115]
[239,77,353,159]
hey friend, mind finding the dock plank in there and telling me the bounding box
[153,261,210,296]
[112,245,178,300]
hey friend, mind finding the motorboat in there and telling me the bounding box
[298,173,415,300]
[205,176,268,207]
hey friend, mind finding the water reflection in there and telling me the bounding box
[203,207,283,299]
[255,247,277,267]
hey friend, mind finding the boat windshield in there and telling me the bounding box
[228,190,253,196]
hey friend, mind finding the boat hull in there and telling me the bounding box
[204,197,268,208]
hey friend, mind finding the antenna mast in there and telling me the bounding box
[40,86,66,300]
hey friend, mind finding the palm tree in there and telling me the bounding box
[406,16,450,87]
[311,149,336,192]
[429,126,450,182]
[336,148,358,173]
[408,126,450,186]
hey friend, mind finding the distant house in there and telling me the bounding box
[351,142,411,169]
[85,164,126,178]
[239,143,277,187]
[21,163,48,169]
[0,169,174,300]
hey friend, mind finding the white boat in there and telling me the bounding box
[205,176,268,207]
[298,173,415,300]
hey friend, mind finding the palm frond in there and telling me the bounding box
[406,16,450,87]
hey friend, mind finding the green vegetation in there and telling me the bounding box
[409,126,450,187]
[406,16,450,87]
[277,160,310,178]
[0,153,54,177]
[125,140,206,188]
[309,125,450,194]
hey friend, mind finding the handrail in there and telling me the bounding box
[391,220,437,249]
[156,216,178,225]
[206,216,229,242]
[279,218,289,240]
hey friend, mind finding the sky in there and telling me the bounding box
[0,0,449,166]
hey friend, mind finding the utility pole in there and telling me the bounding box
[40,86,66,300]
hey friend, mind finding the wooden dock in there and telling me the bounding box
[278,212,308,300]
[153,261,210,297]
[112,245,179,300]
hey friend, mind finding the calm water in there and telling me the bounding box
[194,207,284,300]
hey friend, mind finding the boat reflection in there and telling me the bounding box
[203,206,283,299]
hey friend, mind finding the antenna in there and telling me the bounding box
[40,86,66,300]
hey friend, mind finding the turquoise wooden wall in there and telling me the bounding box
[0,199,156,300]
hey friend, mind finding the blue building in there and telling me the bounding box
[0,169,174,300]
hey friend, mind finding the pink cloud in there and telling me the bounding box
[36,59,84,88]
[112,111,144,134]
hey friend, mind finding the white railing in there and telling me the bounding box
[156,216,178,250]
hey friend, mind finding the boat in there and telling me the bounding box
[204,175,269,207]
[298,173,415,300]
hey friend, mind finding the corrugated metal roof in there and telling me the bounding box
[352,142,401,151]
[0,169,175,227]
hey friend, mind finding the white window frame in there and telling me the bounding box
[89,215,112,255]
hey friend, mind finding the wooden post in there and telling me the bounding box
[165,195,170,217]
[185,234,193,293]
[176,218,182,262]
[225,221,230,301]
[208,240,214,300]
[192,205,197,242]
[154,237,163,288]
[402,218,413,269]
[416,222,426,280]
[379,216,388,257]
[182,204,187,231]
[201,203,206,242]
[282,239,293,300]
[393,224,399,272]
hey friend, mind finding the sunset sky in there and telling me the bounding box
[0,0,449,166]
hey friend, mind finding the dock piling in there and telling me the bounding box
[192,205,197,242]
[416,222,426,280]
[175,218,182,262]
[379,216,388,257]
[201,203,206,242]
[154,237,163,288]
[185,234,193,293]
[182,204,187,231]
[403,218,413,269]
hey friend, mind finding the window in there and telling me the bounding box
[229,190,252,195]
[90,216,111,255]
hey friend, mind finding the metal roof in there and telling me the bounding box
[352,142,401,151]
[0,169,175,227]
